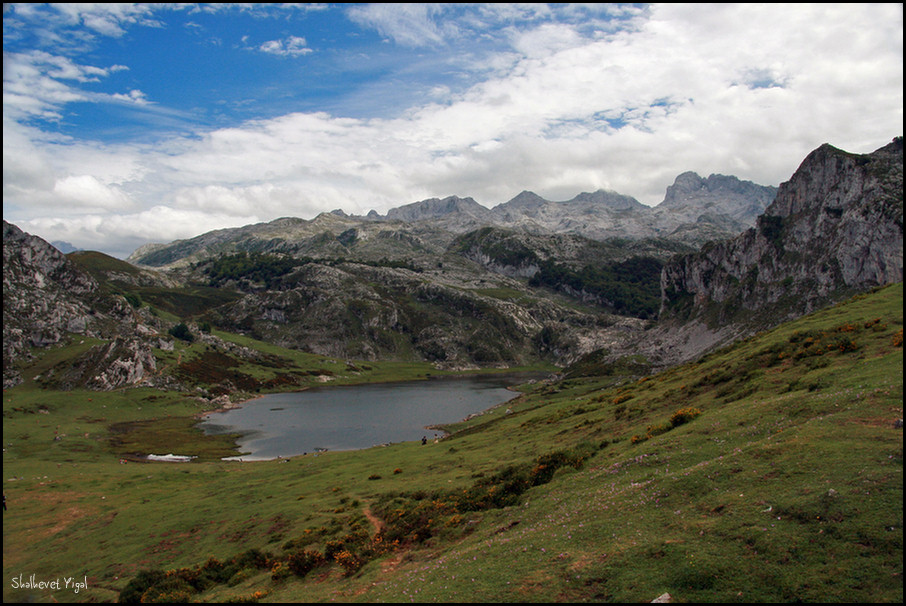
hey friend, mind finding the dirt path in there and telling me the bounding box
[362,507,384,535]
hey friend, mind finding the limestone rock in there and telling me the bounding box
[655,137,903,364]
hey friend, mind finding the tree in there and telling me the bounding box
[169,322,194,343]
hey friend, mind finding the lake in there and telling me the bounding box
[197,374,538,460]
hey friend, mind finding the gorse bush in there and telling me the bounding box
[119,570,167,603]
[670,407,702,427]
[283,549,324,578]
[632,407,703,444]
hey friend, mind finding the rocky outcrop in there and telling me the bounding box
[655,137,903,363]
[4,221,98,387]
[36,337,157,391]
[3,221,162,389]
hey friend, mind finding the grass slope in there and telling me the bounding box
[2,284,902,603]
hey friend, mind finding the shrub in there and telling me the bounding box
[670,407,702,427]
[233,548,269,570]
[139,576,194,603]
[612,392,634,405]
[645,422,672,439]
[118,569,166,603]
[334,550,364,576]
[168,322,194,342]
[270,561,291,582]
[284,549,325,578]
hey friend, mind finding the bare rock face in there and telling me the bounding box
[35,337,157,391]
[2,221,150,388]
[4,221,98,387]
[655,137,903,363]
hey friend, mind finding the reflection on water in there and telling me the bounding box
[198,374,538,460]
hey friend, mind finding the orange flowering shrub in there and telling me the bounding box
[670,407,702,427]
[334,550,364,575]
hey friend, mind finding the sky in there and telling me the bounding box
[3,3,903,259]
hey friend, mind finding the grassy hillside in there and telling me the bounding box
[2,284,902,603]
[68,250,245,320]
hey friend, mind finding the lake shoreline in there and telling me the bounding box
[196,374,535,460]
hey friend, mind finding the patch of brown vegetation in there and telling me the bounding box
[8,491,97,549]
[175,351,259,393]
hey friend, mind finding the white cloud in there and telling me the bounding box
[109,89,151,105]
[17,207,262,260]
[346,4,450,47]
[258,36,313,57]
[52,174,133,211]
[2,50,137,120]
[50,3,162,37]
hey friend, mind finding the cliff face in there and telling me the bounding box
[2,221,157,389]
[659,138,903,340]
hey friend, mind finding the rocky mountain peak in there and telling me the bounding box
[566,189,646,211]
[502,190,548,209]
[661,171,775,207]
[656,137,903,365]
[384,195,490,222]
[765,138,902,219]
[3,221,95,296]
[661,171,707,204]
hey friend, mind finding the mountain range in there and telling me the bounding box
[128,170,776,269]
[3,138,902,391]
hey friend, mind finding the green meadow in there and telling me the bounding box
[3,284,902,603]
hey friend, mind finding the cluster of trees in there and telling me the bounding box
[203,252,308,288]
[529,256,664,319]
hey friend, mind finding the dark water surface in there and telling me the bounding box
[197,374,536,460]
